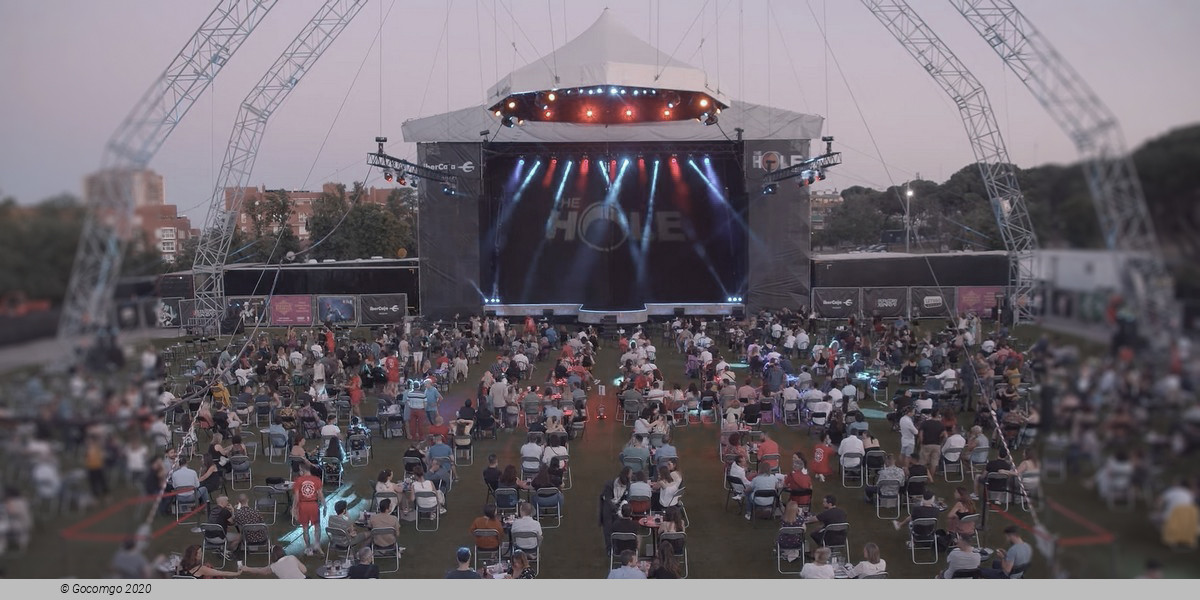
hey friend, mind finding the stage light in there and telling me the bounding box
[704,156,711,164]
[585,108,594,118]
[595,87,603,93]
[550,157,557,165]
[632,90,640,96]
[587,89,594,95]
[818,171,826,181]
[763,183,778,195]
[501,116,517,128]
[663,109,671,117]
[544,110,552,118]
[610,87,617,94]
[704,113,719,126]
[383,169,394,182]
[443,184,457,195]
[699,97,710,108]
[547,92,556,101]
[517,118,526,125]
[807,174,816,185]
[624,108,634,118]
[670,155,678,164]
[507,100,516,109]
[519,157,525,164]
[396,176,406,186]
[494,110,502,117]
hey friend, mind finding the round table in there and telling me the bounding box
[315,565,349,579]
[637,515,663,555]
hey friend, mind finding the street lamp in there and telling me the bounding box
[904,185,915,253]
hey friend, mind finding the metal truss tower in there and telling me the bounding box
[861,0,1039,325]
[58,0,277,346]
[190,0,368,335]
[950,0,1177,333]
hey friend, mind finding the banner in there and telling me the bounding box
[910,287,957,319]
[812,288,860,319]
[316,295,358,325]
[862,287,908,319]
[270,295,313,326]
[156,298,183,328]
[956,286,1003,316]
[744,140,812,312]
[359,293,408,325]
[227,296,270,327]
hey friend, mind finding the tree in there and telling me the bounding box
[306,182,410,260]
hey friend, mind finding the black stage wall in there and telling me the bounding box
[416,142,484,318]
[744,140,812,312]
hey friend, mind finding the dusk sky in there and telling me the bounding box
[1,0,1197,219]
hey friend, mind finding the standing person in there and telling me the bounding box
[918,412,947,480]
[810,436,836,483]
[84,433,109,503]
[383,350,401,398]
[898,406,919,469]
[423,378,443,430]
[292,466,324,556]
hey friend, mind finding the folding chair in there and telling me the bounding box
[958,513,981,548]
[808,411,829,438]
[324,526,354,566]
[941,447,965,483]
[776,526,806,574]
[534,488,563,528]
[320,457,342,488]
[402,456,425,474]
[609,532,638,568]
[840,452,864,488]
[864,449,886,484]
[750,489,781,526]
[985,472,1011,511]
[267,433,289,464]
[413,491,440,531]
[472,528,503,569]
[173,487,200,526]
[570,418,586,440]
[453,435,473,466]
[1019,472,1042,512]
[370,529,401,574]
[229,455,253,491]
[819,522,850,562]
[621,455,648,477]
[669,486,690,528]
[239,524,272,567]
[494,488,520,519]
[758,453,781,476]
[648,432,666,449]
[876,478,902,520]
[511,531,540,575]
[905,475,930,514]
[660,531,688,577]
[621,399,641,426]
[785,488,813,514]
[724,476,747,513]
[968,447,991,479]
[1042,439,1068,483]
[909,517,939,564]
[782,399,802,427]
[348,434,371,467]
[521,456,542,481]
[1104,471,1136,511]
[199,524,228,568]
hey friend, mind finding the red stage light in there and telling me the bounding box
[544,110,552,118]
[663,109,671,117]
[624,108,633,118]
[585,108,594,118]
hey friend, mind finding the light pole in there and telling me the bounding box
[904,185,914,253]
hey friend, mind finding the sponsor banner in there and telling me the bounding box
[157,297,183,328]
[957,286,1003,316]
[861,287,908,319]
[270,295,313,326]
[359,294,408,325]
[316,295,358,325]
[812,288,860,319]
[226,296,270,327]
[909,286,957,319]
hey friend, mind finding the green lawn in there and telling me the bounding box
[2,326,1196,579]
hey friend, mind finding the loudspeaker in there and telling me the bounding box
[673,307,686,317]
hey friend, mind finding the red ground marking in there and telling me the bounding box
[60,488,205,543]
[992,503,1114,547]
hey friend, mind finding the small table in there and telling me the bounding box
[637,514,664,556]
[315,565,349,579]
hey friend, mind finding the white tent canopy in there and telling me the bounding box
[402,9,823,144]
[485,9,728,106]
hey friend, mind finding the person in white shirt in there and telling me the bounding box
[699,349,713,367]
[242,546,307,579]
[510,502,543,551]
[981,339,996,354]
[838,432,865,468]
[801,547,836,579]
[898,407,919,468]
[934,367,958,382]
[727,456,752,493]
[319,421,341,439]
[847,542,888,579]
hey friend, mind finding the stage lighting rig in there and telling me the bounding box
[488,85,726,125]
[368,136,457,189]
[760,136,843,191]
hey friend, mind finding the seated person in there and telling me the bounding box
[806,495,848,548]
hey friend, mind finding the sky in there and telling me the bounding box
[1,0,1198,221]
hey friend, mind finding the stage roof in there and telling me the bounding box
[402,9,823,144]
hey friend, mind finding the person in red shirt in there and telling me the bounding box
[293,465,325,555]
[347,372,363,418]
[383,351,401,398]
[324,325,336,356]
[810,436,835,483]
[756,433,781,472]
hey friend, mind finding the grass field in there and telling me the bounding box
[2,326,1196,579]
